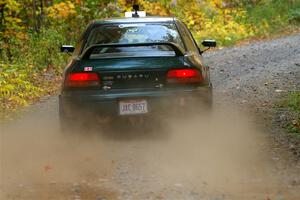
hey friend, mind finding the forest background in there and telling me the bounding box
[0,0,300,119]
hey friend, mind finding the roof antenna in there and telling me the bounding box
[132,4,139,17]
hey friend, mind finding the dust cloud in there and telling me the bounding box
[0,100,299,199]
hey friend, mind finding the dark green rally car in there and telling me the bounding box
[59,16,216,130]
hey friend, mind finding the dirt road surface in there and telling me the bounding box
[1,34,300,200]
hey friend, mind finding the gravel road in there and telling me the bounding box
[1,33,300,200]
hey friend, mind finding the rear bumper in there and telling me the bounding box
[59,87,212,118]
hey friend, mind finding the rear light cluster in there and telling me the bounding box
[167,69,203,84]
[66,72,100,88]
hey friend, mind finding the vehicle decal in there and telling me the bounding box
[84,66,93,71]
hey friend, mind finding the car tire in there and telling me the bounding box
[58,97,80,134]
[59,105,74,134]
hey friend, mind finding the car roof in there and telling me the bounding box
[91,17,175,25]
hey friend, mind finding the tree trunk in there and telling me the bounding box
[39,0,44,29]
[0,3,5,30]
[32,0,39,33]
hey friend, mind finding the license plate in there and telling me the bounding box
[119,99,148,115]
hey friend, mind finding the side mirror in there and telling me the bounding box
[201,40,217,47]
[60,45,75,53]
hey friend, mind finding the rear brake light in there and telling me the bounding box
[66,72,100,87]
[167,69,203,83]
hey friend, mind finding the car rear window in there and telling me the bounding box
[84,23,184,58]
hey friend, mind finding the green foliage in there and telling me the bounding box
[245,0,292,32]
[0,62,43,110]
[0,0,118,117]
[288,92,300,112]
[0,25,68,119]
[285,92,300,134]
[166,0,300,45]
[24,28,67,74]
[289,8,300,24]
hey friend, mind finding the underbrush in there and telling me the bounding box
[170,0,300,46]
[0,28,67,120]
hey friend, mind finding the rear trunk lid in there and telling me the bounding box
[75,57,186,90]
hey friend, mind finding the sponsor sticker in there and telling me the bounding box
[84,66,93,71]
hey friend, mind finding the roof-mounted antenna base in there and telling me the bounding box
[132,4,139,17]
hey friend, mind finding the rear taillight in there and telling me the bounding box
[66,72,100,88]
[167,69,203,84]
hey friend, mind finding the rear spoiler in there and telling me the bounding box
[80,42,184,59]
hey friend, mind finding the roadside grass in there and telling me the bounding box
[283,92,300,138]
